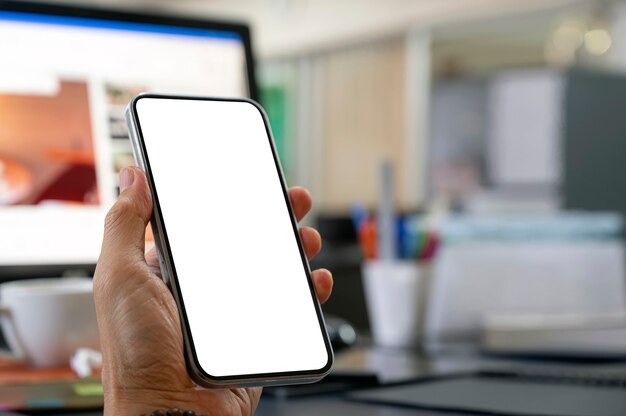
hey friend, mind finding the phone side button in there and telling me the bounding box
[157,251,170,284]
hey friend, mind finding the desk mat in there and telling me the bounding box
[347,375,626,416]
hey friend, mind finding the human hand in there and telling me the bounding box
[93,166,333,416]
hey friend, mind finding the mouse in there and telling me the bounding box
[325,315,358,352]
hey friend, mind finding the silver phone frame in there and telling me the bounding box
[125,93,333,388]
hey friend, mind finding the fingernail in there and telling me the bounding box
[120,168,135,192]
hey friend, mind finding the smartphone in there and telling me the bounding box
[125,94,333,387]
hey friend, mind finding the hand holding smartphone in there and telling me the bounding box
[125,94,333,387]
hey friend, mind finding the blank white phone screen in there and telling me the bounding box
[135,98,329,377]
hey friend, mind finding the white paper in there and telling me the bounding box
[487,71,563,186]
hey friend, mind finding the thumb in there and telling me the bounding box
[100,166,153,265]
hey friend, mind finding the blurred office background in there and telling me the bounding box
[16,0,626,353]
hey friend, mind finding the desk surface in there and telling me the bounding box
[13,397,457,416]
[0,346,491,416]
[7,346,626,416]
[257,395,456,416]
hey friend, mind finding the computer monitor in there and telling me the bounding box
[0,0,257,278]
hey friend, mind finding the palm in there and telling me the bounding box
[94,182,332,416]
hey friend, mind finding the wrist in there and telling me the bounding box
[104,388,200,416]
[142,409,203,416]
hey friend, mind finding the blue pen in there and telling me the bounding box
[350,202,368,232]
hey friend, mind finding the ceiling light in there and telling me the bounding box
[584,28,612,55]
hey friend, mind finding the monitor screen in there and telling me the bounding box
[0,1,255,271]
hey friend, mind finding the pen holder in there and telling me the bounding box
[362,260,431,348]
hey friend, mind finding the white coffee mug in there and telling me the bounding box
[0,277,100,368]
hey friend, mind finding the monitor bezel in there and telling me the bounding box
[0,0,258,280]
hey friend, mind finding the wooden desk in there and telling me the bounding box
[0,355,103,412]
[0,356,77,384]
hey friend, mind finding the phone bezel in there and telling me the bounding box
[125,93,333,387]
